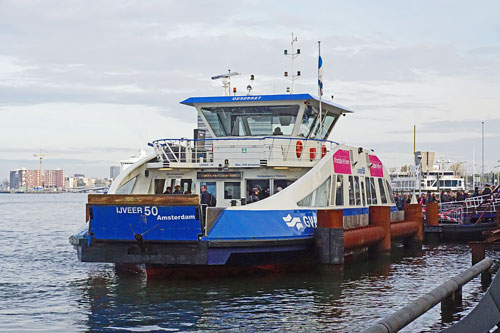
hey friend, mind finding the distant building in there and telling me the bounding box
[10,168,65,191]
[25,170,41,190]
[44,169,64,189]
[65,176,75,189]
[74,173,85,178]
[10,169,27,190]
[110,166,120,179]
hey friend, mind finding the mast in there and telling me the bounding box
[318,41,323,138]
[283,33,301,94]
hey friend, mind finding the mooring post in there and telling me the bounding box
[315,209,344,265]
[470,242,486,265]
[426,202,439,226]
[403,204,423,249]
[369,206,391,253]
[469,242,491,289]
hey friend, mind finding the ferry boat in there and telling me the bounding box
[391,152,465,194]
[70,74,400,276]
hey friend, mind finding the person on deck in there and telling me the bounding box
[427,191,436,203]
[200,185,216,207]
[482,184,492,196]
[163,186,172,194]
[173,185,182,194]
[250,188,260,203]
[273,127,283,135]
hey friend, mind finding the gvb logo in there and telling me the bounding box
[282,214,317,231]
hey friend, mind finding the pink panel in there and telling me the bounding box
[369,155,384,177]
[333,149,352,174]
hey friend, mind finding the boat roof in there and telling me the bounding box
[180,94,354,113]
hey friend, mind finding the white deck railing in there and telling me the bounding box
[149,137,339,166]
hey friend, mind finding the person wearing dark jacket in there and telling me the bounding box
[427,191,435,203]
[250,188,260,203]
[200,185,216,207]
[482,184,492,196]
[173,185,183,194]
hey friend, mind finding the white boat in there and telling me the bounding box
[70,63,400,276]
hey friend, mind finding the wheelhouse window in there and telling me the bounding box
[298,105,339,139]
[353,176,361,206]
[334,175,344,206]
[297,176,331,207]
[378,178,388,204]
[368,177,378,205]
[348,176,355,206]
[385,179,395,204]
[200,105,300,137]
[116,177,136,194]
[360,178,366,206]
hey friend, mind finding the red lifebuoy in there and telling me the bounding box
[309,147,316,160]
[296,140,303,158]
[321,145,327,157]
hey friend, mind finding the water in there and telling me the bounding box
[0,193,492,332]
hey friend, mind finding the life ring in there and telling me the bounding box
[296,140,303,158]
[321,145,327,157]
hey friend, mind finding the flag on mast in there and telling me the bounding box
[318,43,323,97]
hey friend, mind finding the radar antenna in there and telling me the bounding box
[283,32,301,94]
[211,69,241,96]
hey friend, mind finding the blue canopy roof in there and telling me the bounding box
[180,94,353,113]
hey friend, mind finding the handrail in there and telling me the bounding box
[148,137,340,165]
[363,258,493,333]
[148,136,340,145]
[474,185,500,224]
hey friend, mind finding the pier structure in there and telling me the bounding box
[314,204,423,266]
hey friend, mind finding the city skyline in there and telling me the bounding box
[1,1,500,178]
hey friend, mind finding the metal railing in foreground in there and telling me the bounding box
[362,257,494,333]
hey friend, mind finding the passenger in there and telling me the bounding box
[418,194,426,205]
[184,190,192,195]
[273,127,283,135]
[427,191,436,203]
[200,185,216,207]
[440,190,448,203]
[250,188,260,203]
[173,185,183,194]
[482,184,492,196]
[276,186,283,192]
[163,186,172,194]
[473,187,480,197]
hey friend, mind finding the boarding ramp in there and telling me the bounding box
[437,187,500,224]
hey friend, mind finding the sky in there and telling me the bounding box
[1,0,500,179]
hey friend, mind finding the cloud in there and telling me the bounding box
[0,0,499,179]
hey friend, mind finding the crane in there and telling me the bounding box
[33,151,57,188]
